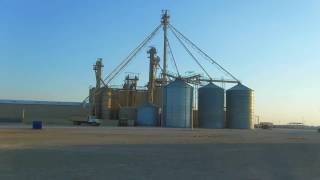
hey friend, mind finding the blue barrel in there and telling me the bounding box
[32,121,42,129]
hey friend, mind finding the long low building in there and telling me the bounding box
[0,99,89,124]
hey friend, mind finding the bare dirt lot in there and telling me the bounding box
[1,124,320,180]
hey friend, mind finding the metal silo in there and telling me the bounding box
[198,83,225,128]
[163,79,193,128]
[89,87,95,116]
[137,103,159,126]
[226,83,254,129]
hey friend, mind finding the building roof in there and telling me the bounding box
[0,99,83,106]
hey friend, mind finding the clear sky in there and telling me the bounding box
[1,0,320,125]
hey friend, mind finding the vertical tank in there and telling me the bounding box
[101,88,111,120]
[163,79,193,128]
[137,103,158,126]
[89,87,95,116]
[119,107,137,120]
[226,83,254,129]
[198,83,225,128]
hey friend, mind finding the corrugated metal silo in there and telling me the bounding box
[163,79,193,128]
[89,88,95,115]
[101,88,111,120]
[198,83,225,128]
[137,103,158,126]
[226,83,254,129]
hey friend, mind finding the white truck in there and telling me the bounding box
[72,116,101,126]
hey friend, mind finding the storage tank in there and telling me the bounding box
[89,87,95,116]
[163,79,193,128]
[198,83,225,128]
[101,88,111,120]
[226,83,254,129]
[119,107,137,120]
[137,103,158,126]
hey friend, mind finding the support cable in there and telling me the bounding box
[166,38,180,76]
[157,63,174,81]
[157,63,168,81]
[157,63,164,73]
[169,24,240,82]
[170,27,212,80]
[103,24,162,85]
[82,24,162,104]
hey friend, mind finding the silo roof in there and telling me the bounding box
[166,79,192,88]
[227,83,253,91]
[200,82,223,89]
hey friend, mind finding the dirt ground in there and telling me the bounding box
[1,124,320,180]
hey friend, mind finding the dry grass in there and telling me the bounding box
[0,125,319,149]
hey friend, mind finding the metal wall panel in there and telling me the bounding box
[137,103,158,126]
[119,107,137,120]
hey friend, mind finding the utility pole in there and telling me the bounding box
[161,10,170,84]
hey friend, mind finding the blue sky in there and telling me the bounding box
[1,0,320,125]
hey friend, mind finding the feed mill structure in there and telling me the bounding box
[83,10,254,129]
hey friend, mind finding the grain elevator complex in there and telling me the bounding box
[86,10,255,129]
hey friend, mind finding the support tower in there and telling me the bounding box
[161,10,170,84]
[147,47,160,103]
